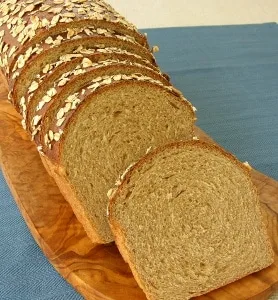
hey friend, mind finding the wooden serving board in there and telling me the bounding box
[0,79,278,300]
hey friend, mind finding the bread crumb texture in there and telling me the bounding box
[109,141,274,300]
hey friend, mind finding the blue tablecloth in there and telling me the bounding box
[1,23,278,299]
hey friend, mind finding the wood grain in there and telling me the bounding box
[0,79,277,300]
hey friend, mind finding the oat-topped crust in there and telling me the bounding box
[25,53,167,134]
[9,25,146,106]
[11,34,157,116]
[0,0,147,79]
[10,26,137,83]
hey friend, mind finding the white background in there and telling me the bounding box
[107,0,278,28]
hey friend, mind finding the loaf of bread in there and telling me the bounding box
[1,1,273,298]
[108,141,274,300]
[0,0,196,243]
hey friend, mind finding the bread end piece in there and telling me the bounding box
[109,141,274,300]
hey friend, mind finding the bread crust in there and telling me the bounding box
[108,140,274,300]
[0,0,148,77]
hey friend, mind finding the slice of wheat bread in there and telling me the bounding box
[25,51,163,134]
[108,140,274,300]
[41,76,186,155]
[30,63,170,147]
[39,80,195,243]
[11,35,157,113]
[0,0,147,78]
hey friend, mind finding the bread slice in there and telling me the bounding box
[0,0,147,78]
[108,141,274,300]
[11,35,156,113]
[25,51,163,133]
[38,79,195,243]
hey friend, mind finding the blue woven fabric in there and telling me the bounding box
[147,23,278,180]
[0,23,278,299]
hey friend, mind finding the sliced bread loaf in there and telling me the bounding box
[29,62,170,145]
[108,141,274,300]
[9,26,142,87]
[11,35,156,113]
[39,80,195,243]
[25,51,163,133]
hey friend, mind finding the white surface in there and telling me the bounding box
[107,0,278,29]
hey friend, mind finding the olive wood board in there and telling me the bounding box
[0,80,277,300]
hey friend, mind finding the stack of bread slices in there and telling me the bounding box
[0,1,273,299]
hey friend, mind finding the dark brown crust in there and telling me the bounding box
[9,30,88,92]
[7,20,149,80]
[108,140,274,299]
[25,19,147,49]
[12,35,157,109]
[9,28,152,98]
[0,0,147,76]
